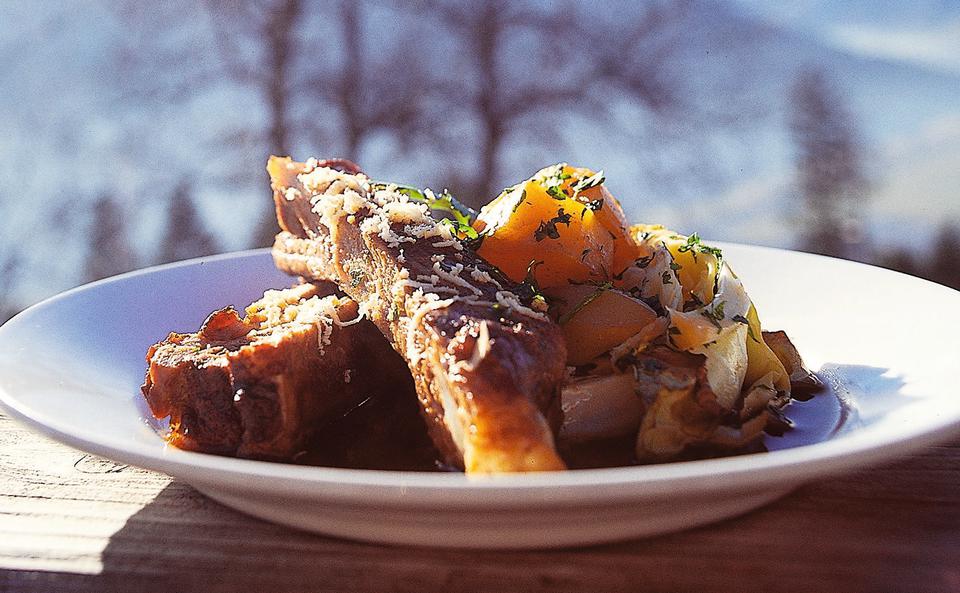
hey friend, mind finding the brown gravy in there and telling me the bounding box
[295,374,827,472]
[294,389,444,471]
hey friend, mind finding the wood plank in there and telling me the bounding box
[0,413,958,593]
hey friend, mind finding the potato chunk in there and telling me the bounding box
[547,285,659,365]
[474,164,631,288]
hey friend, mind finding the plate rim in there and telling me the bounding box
[2,245,959,505]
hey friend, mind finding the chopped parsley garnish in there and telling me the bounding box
[439,218,479,240]
[537,164,573,201]
[634,255,653,269]
[349,268,365,288]
[699,300,726,330]
[557,282,612,325]
[371,182,478,239]
[545,185,567,201]
[512,188,527,213]
[534,208,573,241]
[521,260,544,294]
[677,233,723,263]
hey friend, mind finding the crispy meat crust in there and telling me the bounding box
[268,156,567,472]
[141,283,414,460]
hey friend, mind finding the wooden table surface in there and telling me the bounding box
[1,412,958,593]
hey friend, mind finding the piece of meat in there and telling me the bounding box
[142,282,415,460]
[267,156,567,473]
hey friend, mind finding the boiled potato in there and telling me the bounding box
[560,372,644,442]
[546,285,659,365]
[626,224,721,308]
[474,164,631,288]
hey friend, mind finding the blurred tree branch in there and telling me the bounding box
[789,68,870,260]
[84,195,138,282]
[0,255,21,323]
[412,0,739,205]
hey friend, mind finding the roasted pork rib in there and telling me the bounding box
[268,157,567,472]
[142,282,414,460]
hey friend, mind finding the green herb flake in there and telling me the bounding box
[537,163,573,201]
[511,188,527,213]
[521,260,544,295]
[677,233,723,263]
[634,255,653,269]
[557,283,611,325]
[699,300,727,330]
[533,208,572,242]
[736,315,762,344]
[370,181,479,240]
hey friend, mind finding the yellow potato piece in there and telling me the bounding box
[474,164,631,289]
[552,287,659,366]
[743,304,790,393]
[626,224,721,307]
[560,373,644,442]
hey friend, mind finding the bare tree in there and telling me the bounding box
[157,181,220,264]
[305,2,431,161]
[113,0,751,239]
[203,0,435,245]
[84,195,138,282]
[0,255,21,324]
[928,223,960,290]
[789,69,869,260]
[204,0,303,158]
[415,0,708,206]
[877,248,921,278]
[419,0,592,204]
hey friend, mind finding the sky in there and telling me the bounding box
[726,0,960,249]
[733,0,960,74]
[0,1,958,308]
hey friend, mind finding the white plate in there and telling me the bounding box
[1,246,959,549]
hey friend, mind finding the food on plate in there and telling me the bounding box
[472,164,633,287]
[467,165,819,462]
[142,156,821,473]
[548,284,661,365]
[268,156,567,473]
[141,282,415,459]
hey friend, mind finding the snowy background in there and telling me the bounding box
[1,0,958,320]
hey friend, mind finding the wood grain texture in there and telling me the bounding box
[0,412,958,593]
